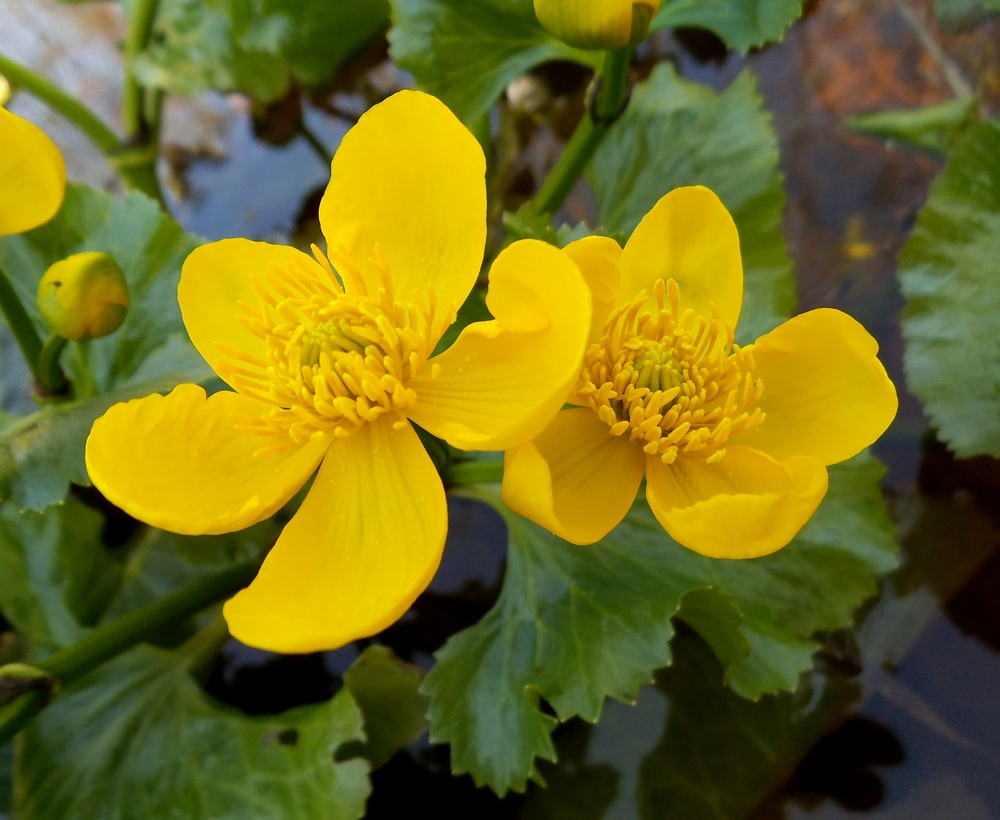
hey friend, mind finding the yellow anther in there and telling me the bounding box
[580,277,765,462]
[219,257,440,443]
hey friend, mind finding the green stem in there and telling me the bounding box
[0,265,44,384]
[73,340,96,400]
[443,459,504,486]
[0,560,259,746]
[122,0,161,140]
[37,334,69,394]
[523,47,632,219]
[300,121,333,166]
[0,51,119,155]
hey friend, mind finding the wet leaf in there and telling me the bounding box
[650,0,805,52]
[847,95,979,156]
[0,500,120,656]
[590,64,795,343]
[132,0,389,102]
[0,184,213,510]
[389,0,600,125]
[343,645,430,767]
[14,644,371,819]
[521,629,859,820]
[899,115,1000,457]
[425,454,896,794]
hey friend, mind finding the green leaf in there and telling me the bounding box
[15,644,371,819]
[425,454,896,794]
[389,0,600,125]
[101,521,279,624]
[133,0,389,102]
[899,115,1000,457]
[933,0,1000,29]
[589,64,795,344]
[0,500,120,656]
[847,95,979,155]
[0,183,212,510]
[261,0,390,88]
[522,628,859,820]
[650,0,805,52]
[343,645,430,767]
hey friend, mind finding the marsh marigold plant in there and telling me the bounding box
[502,186,898,558]
[86,91,591,653]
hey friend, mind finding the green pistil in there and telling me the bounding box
[632,347,683,394]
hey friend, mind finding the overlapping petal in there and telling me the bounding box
[86,384,328,536]
[0,107,66,236]
[738,309,898,465]
[617,186,743,329]
[318,90,486,336]
[223,418,447,653]
[503,408,645,545]
[563,235,622,345]
[534,0,661,49]
[408,239,591,451]
[178,239,330,390]
[644,446,828,559]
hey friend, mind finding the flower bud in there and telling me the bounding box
[0,75,11,108]
[37,252,129,341]
[534,0,662,50]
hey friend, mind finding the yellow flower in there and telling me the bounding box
[502,186,898,559]
[85,91,591,653]
[37,252,129,340]
[534,0,663,49]
[0,106,66,237]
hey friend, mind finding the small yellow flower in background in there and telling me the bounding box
[534,0,663,49]
[86,91,591,653]
[502,186,898,559]
[0,106,66,237]
[37,252,129,340]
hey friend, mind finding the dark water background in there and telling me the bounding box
[3,0,1000,816]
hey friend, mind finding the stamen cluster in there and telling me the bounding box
[578,278,764,465]
[216,248,449,453]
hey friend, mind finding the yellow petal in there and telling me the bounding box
[737,308,898,465]
[502,407,645,544]
[318,90,486,336]
[0,107,66,236]
[645,445,828,559]
[178,238,329,389]
[407,238,591,451]
[617,186,743,330]
[563,234,621,345]
[534,0,661,48]
[86,384,328,536]
[223,418,447,653]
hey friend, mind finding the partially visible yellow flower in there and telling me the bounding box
[37,252,129,340]
[85,91,591,653]
[0,106,66,237]
[534,0,662,49]
[0,76,11,108]
[502,186,898,559]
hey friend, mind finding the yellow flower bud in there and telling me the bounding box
[0,75,11,108]
[534,0,662,49]
[37,252,129,341]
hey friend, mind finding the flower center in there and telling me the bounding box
[216,247,447,452]
[577,278,764,465]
